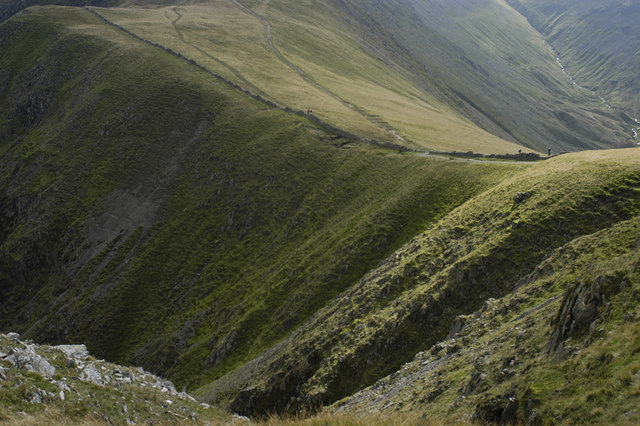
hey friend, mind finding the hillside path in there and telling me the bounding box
[168,0,267,97]
[417,152,539,165]
[230,0,408,144]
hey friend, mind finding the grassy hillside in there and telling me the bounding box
[200,149,640,421]
[89,0,636,153]
[335,213,640,424]
[2,3,640,425]
[0,0,116,23]
[0,5,525,399]
[89,0,528,154]
[507,0,640,118]
[327,0,637,152]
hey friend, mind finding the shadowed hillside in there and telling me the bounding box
[0,5,524,397]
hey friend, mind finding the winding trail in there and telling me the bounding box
[168,1,267,98]
[417,152,539,165]
[230,0,407,143]
[83,7,541,164]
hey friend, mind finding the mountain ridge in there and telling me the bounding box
[1,2,640,424]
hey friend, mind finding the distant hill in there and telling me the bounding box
[90,0,635,153]
[0,0,116,23]
[320,0,635,151]
[507,0,640,117]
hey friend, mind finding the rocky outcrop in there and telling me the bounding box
[0,332,219,423]
[547,274,623,355]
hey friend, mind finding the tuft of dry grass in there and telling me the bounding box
[254,410,451,426]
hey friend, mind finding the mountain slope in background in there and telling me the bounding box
[91,0,635,153]
[318,0,635,151]
[507,0,640,117]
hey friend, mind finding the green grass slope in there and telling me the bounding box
[89,0,526,154]
[0,5,525,398]
[0,0,116,23]
[200,149,640,421]
[507,0,640,118]
[91,0,635,153]
[337,195,640,424]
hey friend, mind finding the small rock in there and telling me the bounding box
[179,391,196,402]
[232,413,251,422]
[513,191,532,203]
[54,344,89,361]
[447,318,465,339]
[59,390,65,401]
[0,366,6,380]
[446,344,460,354]
[122,402,128,414]
[5,347,56,379]
[6,332,20,340]
[80,363,103,385]
[30,391,42,404]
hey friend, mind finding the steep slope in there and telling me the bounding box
[0,5,525,397]
[337,207,640,424]
[200,149,640,420]
[0,0,116,23]
[320,0,635,152]
[91,0,635,152]
[507,0,640,118]
[89,0,526,154]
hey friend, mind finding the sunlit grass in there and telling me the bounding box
[91,0,528,153]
